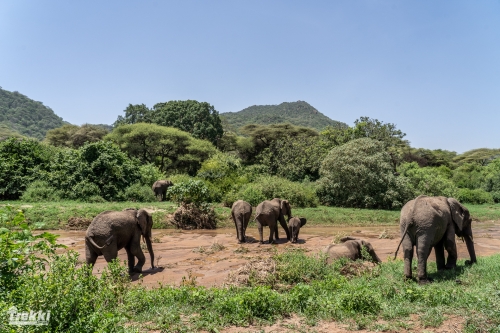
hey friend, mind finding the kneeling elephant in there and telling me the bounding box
[323,237,381,264]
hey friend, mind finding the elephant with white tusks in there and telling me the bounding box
[323,237,381,264]
[85,208,155,275]
[255,198,291,244]
[394,195,477,284]
[231,200,252,243]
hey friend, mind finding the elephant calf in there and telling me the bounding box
[323,237,381,264]
[85,209,155,274]
[288,217,306,243]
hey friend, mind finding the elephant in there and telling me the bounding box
[394,195,477,284]
[152,180,174,201]
[288,217,306,243]
[323,237,382,264]
[231,200,252,243]
[85,208,155,274]
[255,198,291,244]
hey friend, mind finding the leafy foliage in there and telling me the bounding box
[402,148,457,168]
[123,183,156,202]
[456,188,494,204]
[398,162,459,198]
[21,180,62,202]
[0,88,65,140]
[0,206,60,293]
[106,123,216,175]
[167,180,213,205]
[317,138,413,209]
[0,138,55,200]
[45,124,109,148]
[114,100,224,144]
[454,148,500,166]
[220,101,346,132]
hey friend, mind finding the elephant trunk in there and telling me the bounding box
[370,250,382,264]
[464,234,477,264]
[145,236,155,268]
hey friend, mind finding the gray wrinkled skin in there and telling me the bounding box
[231,200,252,243]
[323,237,381,264]
[85,209,155,274]
[395,195,476,284]
[255,198,292,244]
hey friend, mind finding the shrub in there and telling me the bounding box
[456,188,494,204]
[139,163,166,187]
[124,183,156,202]
[317,138,413,209]
[232,176,318,208]
[491,191,500,203]
[70,180,103,201]
[452,163,484,189]
[21,180,62,202]
[171,203,217,229]
[167,180,213,205]
[6,252,130,332]
[482,158,500,193]
[398,162,459,198]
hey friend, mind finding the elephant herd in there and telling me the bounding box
[84,192,477,285]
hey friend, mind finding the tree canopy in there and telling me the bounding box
[106,123,217,175]
[45,124,109,148]
[114,100,223,145]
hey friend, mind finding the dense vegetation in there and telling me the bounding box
[220,101,347,132]
[0,87,65,140]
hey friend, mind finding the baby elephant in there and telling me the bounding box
[323,237,381,264]
[288,217,306,243]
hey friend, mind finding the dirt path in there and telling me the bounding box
[54,220,500,288]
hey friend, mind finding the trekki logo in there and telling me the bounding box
[7,306,50,326]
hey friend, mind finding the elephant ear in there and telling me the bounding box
[447,198,470,232]
[300,218,307,227]
[136,209,149,237]
[280,200,291,217]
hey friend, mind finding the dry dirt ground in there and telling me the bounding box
[53,221,500,332]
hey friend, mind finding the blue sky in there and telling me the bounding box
[1,1,499,153]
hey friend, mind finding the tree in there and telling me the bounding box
[321,117,409,169]
[238,123,318,164]
[114,100,224,145]
[398,162,458,198]
[45,124,109,148]
[106,123,216,175]
[258,136,328,181]
[113,104,151,127]
[453,148,500,166]
[317,138,413,209]
[0,138,55,199]
[402,148,457,168]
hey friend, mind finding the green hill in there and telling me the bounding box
[220,101,346,132]
[0,87,65,140]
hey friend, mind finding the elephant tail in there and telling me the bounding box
[86,235,114,251]
[393,222,410,260]
[393,196,423,260]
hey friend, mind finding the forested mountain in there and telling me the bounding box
[0,87,65,139]
[220,101,346,132]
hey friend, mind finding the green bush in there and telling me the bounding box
[456,188,494,204]
[482,158,500,193]
[491,191,500,203]
[398,162,459,198]
[124,183,156,202]
[167,179,213,205]
[232,176,318,208]
[317,138,413,209]
[21,180,62,202]
[70,180,103,202]
[6,252,129,332]
[452,163,484,189]
[139,163,165,187]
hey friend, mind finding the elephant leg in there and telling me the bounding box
[278,215,290,240]
[444,226,458,269]
[125,247,135,274]
[268,225,274,244]
[130,242,146,273]
[416,239,433,284]
[402,236,414,279]
[257,222,264,244]
[435,238,446,271]
[274,224,279,241]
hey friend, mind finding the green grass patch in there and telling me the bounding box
[0,200,178,229]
